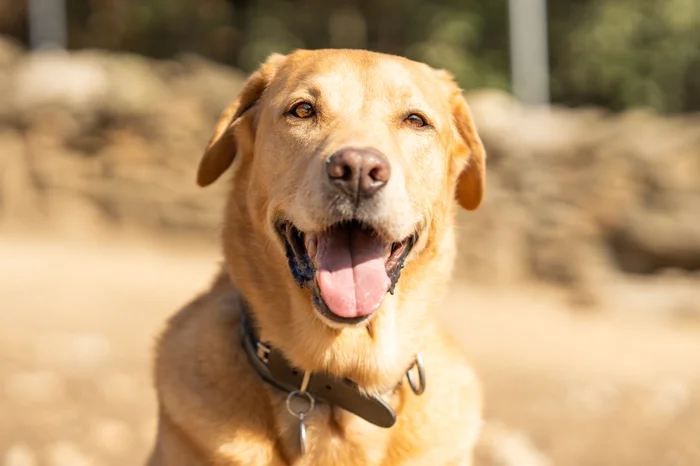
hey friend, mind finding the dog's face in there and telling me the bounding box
[197,49,484,336]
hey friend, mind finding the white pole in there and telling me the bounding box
[28,0,67,50]
[508,0,550,105]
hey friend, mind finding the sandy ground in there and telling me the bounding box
[1,231,699,466]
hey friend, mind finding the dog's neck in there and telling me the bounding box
[238,305,424,428]
[221,200,452,394]
[236,284,427,392]
[220,189,456,393]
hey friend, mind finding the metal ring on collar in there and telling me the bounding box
[406,353,426,396]
[286,390,315,418]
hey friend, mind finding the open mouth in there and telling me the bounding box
[277,220,417,325]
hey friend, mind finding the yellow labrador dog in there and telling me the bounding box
[148,49,486,466]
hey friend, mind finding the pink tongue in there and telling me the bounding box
[315,225,391,319]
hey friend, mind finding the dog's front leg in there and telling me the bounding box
[145,413,211,466]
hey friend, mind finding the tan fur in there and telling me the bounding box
[149,49,486,466]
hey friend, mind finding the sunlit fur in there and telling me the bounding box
[149,49,486,466]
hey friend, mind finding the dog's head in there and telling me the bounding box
[197,49,484,380]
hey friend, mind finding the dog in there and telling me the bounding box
[148,49,486,466]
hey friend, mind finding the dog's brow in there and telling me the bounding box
[291,83,322,99]
[271,84,320,111]
[394,89,428,110]
[389,87,439,124]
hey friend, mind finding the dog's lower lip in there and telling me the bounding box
[386,240,409,270]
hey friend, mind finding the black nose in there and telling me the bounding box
[326,147,391,200]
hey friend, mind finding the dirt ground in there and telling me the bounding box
[1,229,699,466]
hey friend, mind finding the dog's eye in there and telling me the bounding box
[404,113,427,128]
[290,102,315,119]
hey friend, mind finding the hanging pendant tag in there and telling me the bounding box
[298,414,307,456]
[406,353,426,396]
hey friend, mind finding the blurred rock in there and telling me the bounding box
[12,51,110,120]
[0,36,22,68]
[646,379,691,419]
[0,130,41,226]
[3,444,37,466]
[45,442,93,466]
[34,333,112,375]
[476,421,552,466]
[459,90,700,311]
[165,53,247,120]
[91,419,132,455]
[0,37,698,312]
[0,37,22,122]
[4,370,65,405]
[97,372,140,404]
[565,381,619,416]
[140,417,158,444]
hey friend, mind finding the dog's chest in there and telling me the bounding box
[276,404,392,466]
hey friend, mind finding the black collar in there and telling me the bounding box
[239,310,399,428]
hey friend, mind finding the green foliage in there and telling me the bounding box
[404,2,510,91]
[550,0,700,112]
[3,0,700,112]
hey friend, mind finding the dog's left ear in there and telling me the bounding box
[437,70,486,211]
[197,53,286,187]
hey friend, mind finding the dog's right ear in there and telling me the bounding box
[196,53,286,187]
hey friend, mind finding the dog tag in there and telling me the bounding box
[298,414,307,456]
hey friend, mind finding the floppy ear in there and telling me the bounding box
[451,92,486,210]
[196,53,286,187]
[438,71,486,211]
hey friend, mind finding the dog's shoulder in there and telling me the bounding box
[154,269,238,401]
[396,328,483,460]
[153,267,267,400]
[151,269,285,463]
[154,268,240,374]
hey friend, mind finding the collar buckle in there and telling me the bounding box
[256,341,271,363]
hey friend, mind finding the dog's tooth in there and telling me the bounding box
[306,233,317,257]
[304,233,312,247]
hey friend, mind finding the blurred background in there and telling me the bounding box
[1,1,699,465]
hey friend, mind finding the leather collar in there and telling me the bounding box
[239,310,399,428]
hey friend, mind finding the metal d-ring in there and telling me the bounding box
[285,389,315,418]
[406,353,426,396]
